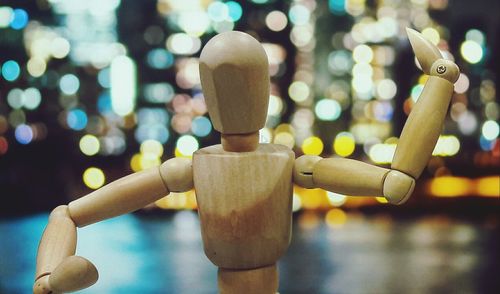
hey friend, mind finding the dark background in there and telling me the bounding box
[0,0,498,293]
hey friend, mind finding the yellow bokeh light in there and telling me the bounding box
[27,57,46,78]
[368,143,396,164]
[275,123,295,136]
[333,132,355,157]
[130,153,142,172]
[325,208,347,228]
[79,134,100,156]
[295,186,328,209]
[432,135,460,156]
[375,197,388,204]
[288,81,310,102]
[421,27,440,45]
[460,40,483,64]
[140,153,161,170]
[418,74,429,85]
[429,176,470,197]
[140,139,164,157]
[83,167,105,190]
[274,132,295,149]
[302,136,324,155]
[155,190,197,210]
[475,176,500,197]
[352,44,373,64]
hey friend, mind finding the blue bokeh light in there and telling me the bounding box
[59,74,80,95]
[479,135,494,151]
[97,68,111,88]
[191,116,212,137]
[146,49,174,69]
[1,60,21,82]
[15,124,33,144]
[226,1,243,22]
[135,124,170,144]
[10,8,28,30]
[97,92,112,114]
[67,109,88,131]
[329,0,346,15]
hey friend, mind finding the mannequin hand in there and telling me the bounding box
[33,256,98,294]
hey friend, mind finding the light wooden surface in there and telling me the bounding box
[294,157,416,204]
[159,157,194,192]
[35,206,77,280]
[406,28,442,74]
[312,158,389,196]
[383,170,415,204]
[68,167,169,227]
[199,31,270,135]
[218,264,278,294]
[393,28,459,178]
[193,144,294,269]
[221,132,259,152]
[391,76,454,178]
[293,155,322,188]
[48,256,98,293]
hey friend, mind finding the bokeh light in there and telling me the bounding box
[315,99,341,121]
[14,124,33,144]
[1,60,21,82]
[460,40,483,64]
[177,135,199,157]
[302,136,324,155]
[482,120,499,140]
[67,109,88,131]
[83,167,106,189]
[79,135,100,156]
[266,11,288,32]
[191,116,212,137]
[59,74,80,95]
[289,81,310,102]
[10,8,28,30]
[333,132,356,157]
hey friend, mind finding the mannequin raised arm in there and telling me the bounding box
[294,28,459,204]
[33,158,193,293]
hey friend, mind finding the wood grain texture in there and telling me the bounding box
[159,157,193,192]
[312,158,390,196]
[406,27,443,74]
[49,256,98,293]
[392,76,454,178]
[68,167,169,227]
[35,205,77,280]
[218,264,278,294]
[193,144,294,269]
[199,31,269,134]
[221,132,259,152]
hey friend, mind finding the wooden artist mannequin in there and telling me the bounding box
[33,28,459,293]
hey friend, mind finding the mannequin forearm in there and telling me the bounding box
[69,157,193,227]
[294,156,415,204]
[68,167,169,227]
[35,206,77,280]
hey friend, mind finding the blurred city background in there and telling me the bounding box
[0,0,498,293]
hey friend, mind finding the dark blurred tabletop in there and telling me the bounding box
[0,211,498,294]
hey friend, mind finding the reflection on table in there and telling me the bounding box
[0,211,497,293]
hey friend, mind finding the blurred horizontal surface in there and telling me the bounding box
[0,210,498,294]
